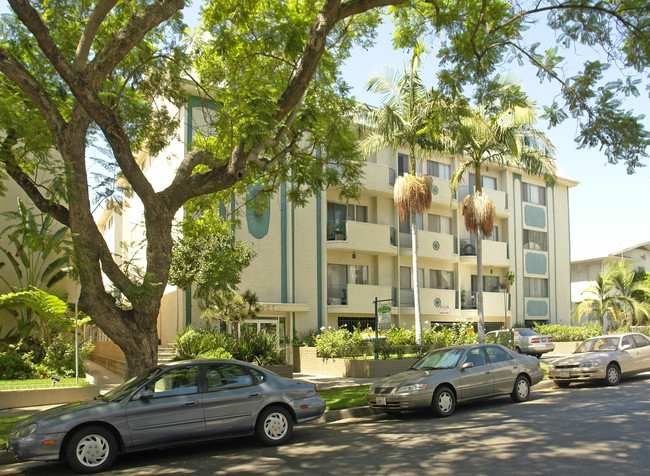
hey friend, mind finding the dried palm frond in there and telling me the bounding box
[394,174,433,223]
[460,191,495,237]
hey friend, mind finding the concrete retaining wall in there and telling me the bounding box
[293,347,417,377]
[90,343,127,377]
[0,385,99,410]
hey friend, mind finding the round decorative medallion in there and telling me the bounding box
[434,298,442,307]
[432,185,439,195]
[433,241,440,250]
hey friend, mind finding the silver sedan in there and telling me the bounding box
[8,359,325,473]
[547,333,650,387]
[366,344,543,417]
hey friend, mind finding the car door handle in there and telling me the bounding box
[248,393,261,398]
[183,400,199,407]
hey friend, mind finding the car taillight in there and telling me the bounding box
[548,336,553,342]
[531,337,540,343]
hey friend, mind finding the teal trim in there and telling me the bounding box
[550,184,558,324]
[567,190,572,325]
[184,101,193,324]
[316,193,323,329]
[524,205,546,228]
[525,252,547,275]
[246,186,271,239]
[527,300,549,317]
[281,182,287,303]
[512,173,522,323]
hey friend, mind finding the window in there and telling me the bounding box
[147,366,199,397]
[338,317,375,329]
[348,265,368,285]
[462,348,488,367]
[633,334,650,347]
[523,229,548,251]
[524,277,548,297]
[472,275,501,292]
[400,267,424,289]
[621,336,636,349]
[485,345,513,363]
[469,173,497,191]
[327,202,347,240]
[327,264,347,304]
[430,270,454,290]
[347,204,367,223]
[485,226,499,242]
[398,153,409,176]
[206,363,254,392]
[427,160,451,179]
[522,183,546,205]
[428,214,452,234]
[400,213,423,234]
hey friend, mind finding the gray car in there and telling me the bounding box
[547,333,650,387]
[366,344,543,417]
[8,359,325,473]
[486,328,555,357]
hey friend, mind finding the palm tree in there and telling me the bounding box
[576,261,650,329]
[360,45,451,344]
[449,79,557,343]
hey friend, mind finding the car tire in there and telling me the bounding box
[431,386,456,417]
[515,347,522,354]
[553,380,571,388]
[511,375,531,402]
[66,425,118,474]
[256,405,293,446]
[605,363,621,386]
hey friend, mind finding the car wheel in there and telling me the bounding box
[431,386,456,417]
[256,405,293,446]
[553,380,571,388]
[605,363,621,386]
[66,425,118,474]
[511,375,531,402]
[515,347,522,354]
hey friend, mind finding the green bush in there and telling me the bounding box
[0,342,35,379]
[533,324,603,342]
[40,335,94,377]
[315,326,368,358]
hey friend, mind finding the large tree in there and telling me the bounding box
[1,0,648,376]
[450,78,557,343]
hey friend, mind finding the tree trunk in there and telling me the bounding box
[411,209,422,344]
[476,227,485,343]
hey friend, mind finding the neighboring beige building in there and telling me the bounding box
[571,242,650,308]
[94,96,578,361]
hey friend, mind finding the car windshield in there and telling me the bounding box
[575,337,620,353]
[101,367,163,402]
[410,348,464,370]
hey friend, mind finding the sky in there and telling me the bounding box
[2,2,648,261]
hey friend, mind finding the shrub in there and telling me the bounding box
[314,326,366,358]
[533,324,602,342]
[0,342,35,379]
[40,335,94,377]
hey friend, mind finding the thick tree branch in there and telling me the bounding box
[73,0,118,71]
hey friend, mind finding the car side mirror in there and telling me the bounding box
[461,362,474,371]
[135,389,154,401]
[621,344,632,352]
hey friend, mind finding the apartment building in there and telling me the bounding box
[95,96,578,355]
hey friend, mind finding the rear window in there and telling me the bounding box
[516,329,537,337]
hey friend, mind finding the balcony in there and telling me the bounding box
[429,175,456,206]
[459,238,509,266]
[400,230,456,261]
[327,284,395,314]
[327,221,397,255]
[360,162,396,196]
[457,185,509,217]
[461,290,511,317]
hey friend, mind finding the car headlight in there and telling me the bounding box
[578,361,601,369]
[18,423,38,438]
[396,383,427,394]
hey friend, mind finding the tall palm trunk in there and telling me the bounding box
[411,209,423,344]
[476,227,485,343]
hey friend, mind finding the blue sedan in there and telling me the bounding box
[8,359,325,473]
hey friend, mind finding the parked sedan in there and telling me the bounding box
[366,344,543,417]
[486,328,555,357]
[8,359,325,473]
[547,333,650,387]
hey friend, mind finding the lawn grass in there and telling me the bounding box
[0,415,30,448]
[0,378,90,391]
[318,385,370,411]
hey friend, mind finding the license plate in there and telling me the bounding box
[376,396,386,406]
[560,370,570,378]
